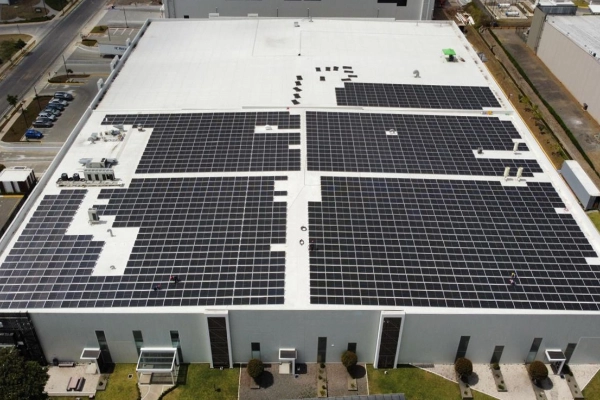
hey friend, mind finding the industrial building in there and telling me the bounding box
[2,17,600,374]
[162,0,434,20]
[527,1,600,123]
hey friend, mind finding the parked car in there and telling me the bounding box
[45,103,65,111]
[49,98,68,107]
[37,112,56,121]
[54,91,73,101]
[43,107,61,116]
[24,129,43,139]
[32,119,53,128]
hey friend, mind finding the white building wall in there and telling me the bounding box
[537,22,600,124]
[164,0,433,20]
[31,312,213,363]
[30,309,600,366]
[399,312,600,364]
[228,309,381,364]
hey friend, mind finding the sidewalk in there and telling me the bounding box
[491,28,600,180]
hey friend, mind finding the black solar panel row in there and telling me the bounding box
[0,177,287,309]
[336,83,501,109]
[306,111,540,176]
[101,112,301,174]
[309,177,600,310]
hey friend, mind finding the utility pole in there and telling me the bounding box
[33,86,41,110]
[62,54,68,76]
[21,105,28,126]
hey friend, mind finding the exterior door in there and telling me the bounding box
[377,317,402,368]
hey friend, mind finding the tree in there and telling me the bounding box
[529,360,548,383]
[15,39,26,50]
[341,350,358,370]
[6,94,18,109]
[0,348,49,400]
[454,357,473,379]
[247,358,264,382]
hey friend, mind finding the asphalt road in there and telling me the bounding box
[0,0,107,116]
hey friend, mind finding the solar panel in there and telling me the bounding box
[0,177,287,309]
[102,112,301,174]
[306,111,539,176]
[309,177,600,310]
[336,83,501,109]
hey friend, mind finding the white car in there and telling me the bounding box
[37,112,56,121]
[49,98,68,107]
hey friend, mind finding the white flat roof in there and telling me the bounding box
[2,19,600,313]
[564,160,600,195]
[0,167,32,182]
[99,19,496,112]
[547,15,600,59]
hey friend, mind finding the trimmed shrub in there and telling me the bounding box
[455,357,473,378]
[529,360,548,382]
[247,358,264,380]
[341,350,358,369]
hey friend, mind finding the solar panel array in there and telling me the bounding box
[102,112,301,173]
[306,111,539,176]
[0,176,287,308]
[0,190,104,309]
[336,83,501,109]
[309,177,600,310]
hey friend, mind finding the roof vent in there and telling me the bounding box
[477,147,483,154]
[413,70,420,78]
[294,22,300,27]
[265,125,273,131]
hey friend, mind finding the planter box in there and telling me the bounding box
[456,373,473,400]
[317,365,328,398]
[564,373,584,399]
[347,376,357,391]
[490,365,507,392]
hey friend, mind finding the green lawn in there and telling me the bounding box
[588,211,600,232]
[163,364,238,400]
[583,368,600,400]
[96,364,139,400]
[367,364,497,400]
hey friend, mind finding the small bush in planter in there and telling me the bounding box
[455,357,473,379]
[529,360,548,383]
[341,350,358,375]
[247,358,264,382]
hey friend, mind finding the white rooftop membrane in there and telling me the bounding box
[1,19,600,311]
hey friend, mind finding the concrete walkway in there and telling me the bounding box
[423,363,599,400]
[492,28,600,180]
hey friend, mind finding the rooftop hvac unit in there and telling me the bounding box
[88,132,99,143]
[505,11,520,17]
[498,3,511,8]
[88,208,100,224]
[294,22,300,27]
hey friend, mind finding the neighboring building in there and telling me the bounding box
[527,2,600,123]
[0,167,36,195]
[2,18,600,372]
[163,0,434,20]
